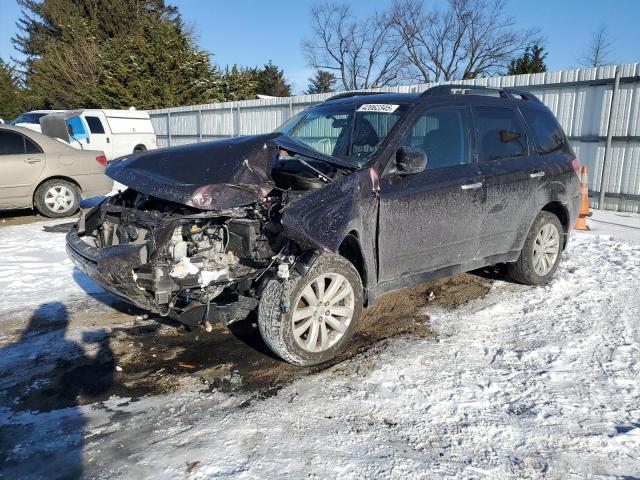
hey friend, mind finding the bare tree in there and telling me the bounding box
[579,24,614,67]
[302,3,406,90]
[391,0,538,82]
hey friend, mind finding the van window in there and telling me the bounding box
[473,106,527,161]
[85,116,106,134]
[401,105,471,169]
[519,106,566,155]
[0,131,26,155]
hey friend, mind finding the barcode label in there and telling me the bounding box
[357,104,400,113]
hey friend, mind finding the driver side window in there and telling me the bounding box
[402,106,471,170]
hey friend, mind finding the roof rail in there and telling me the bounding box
[421,84,542,103]
[326,91,385,101]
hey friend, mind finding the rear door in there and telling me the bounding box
[0,130,45,207]
[377,103,484,282]
[83,113,114,159]
[472,104,548,258]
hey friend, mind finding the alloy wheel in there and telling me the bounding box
[532,223,560,276]
[291,273,355,353]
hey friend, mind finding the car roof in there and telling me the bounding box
[320,86,544,109]
[0,124,68,148]
[322,92,421,106]
[0,124,104,154]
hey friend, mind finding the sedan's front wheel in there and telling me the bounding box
[258,253,363,366]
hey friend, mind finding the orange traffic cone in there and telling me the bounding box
[575,165,590,230]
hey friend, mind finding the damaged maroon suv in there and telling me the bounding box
[67,86,582,365]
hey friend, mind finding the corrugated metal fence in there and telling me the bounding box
[148,63,640,212]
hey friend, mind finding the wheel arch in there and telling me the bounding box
[541,201,570,247]
[338,230,368,293]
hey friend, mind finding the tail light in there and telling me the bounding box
[571,158,581,178]
[96,155,107,166]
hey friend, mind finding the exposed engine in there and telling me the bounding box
[76,188,293,325]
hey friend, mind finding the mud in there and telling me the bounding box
[7,273,491,412]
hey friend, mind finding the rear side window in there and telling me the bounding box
[85,116,106,134]
[401,105,471,169]
[0,131,26,155]
[473,106,528,161]
[520,106,566,155]
[24,137,42,154]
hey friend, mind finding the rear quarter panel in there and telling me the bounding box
[39,148,113,198]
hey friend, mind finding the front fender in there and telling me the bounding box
[281,174,360,253]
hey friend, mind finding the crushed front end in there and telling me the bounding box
[67,188,292,326]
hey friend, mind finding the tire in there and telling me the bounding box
[133,145,147,153]
[258,253,363,366]
[34,179,80,218]
[508,211,564,285]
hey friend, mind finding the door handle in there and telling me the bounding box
[529,171,545,178]
[461,182,483,190]
[24,158,42,164]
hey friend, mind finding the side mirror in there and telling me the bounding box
[395,146,427,175]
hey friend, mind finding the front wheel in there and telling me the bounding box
[258,253,363,366]
[508,211,564,285]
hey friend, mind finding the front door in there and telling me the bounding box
[0,130,45,207]
[377,104,484,283]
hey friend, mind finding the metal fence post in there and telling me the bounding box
[197,109,203,142]
[599,67,621,209]
[166,112,172,147]
[236,105,242,137]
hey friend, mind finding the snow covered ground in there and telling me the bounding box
[1,211,639,479]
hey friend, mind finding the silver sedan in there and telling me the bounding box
[0,125,113,217]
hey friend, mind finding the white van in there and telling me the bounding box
[10,109,157,160]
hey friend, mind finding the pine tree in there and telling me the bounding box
[0,59,25,119]
[13,0,223,109]
[221,65,258,101]
[98,17,224,109]
[305,70,337,94]
[255,61,291,97]
[508,45,547,75]
[13,0,177,66]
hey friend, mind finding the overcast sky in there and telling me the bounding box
[1,0,639,93]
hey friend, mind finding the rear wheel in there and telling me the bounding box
[34,179,80,218]
[508,211,563,285]
[258,253,363,366]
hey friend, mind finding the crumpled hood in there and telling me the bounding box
[107,133,282,210]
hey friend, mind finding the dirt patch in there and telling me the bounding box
[6,273,491,412]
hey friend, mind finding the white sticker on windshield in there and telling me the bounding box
[357,104,400,113]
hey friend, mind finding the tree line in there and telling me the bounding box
[0,0,615,120]
[0,0,294,118]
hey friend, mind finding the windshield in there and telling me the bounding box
[8,113,48,125]
[276,102,409,166]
